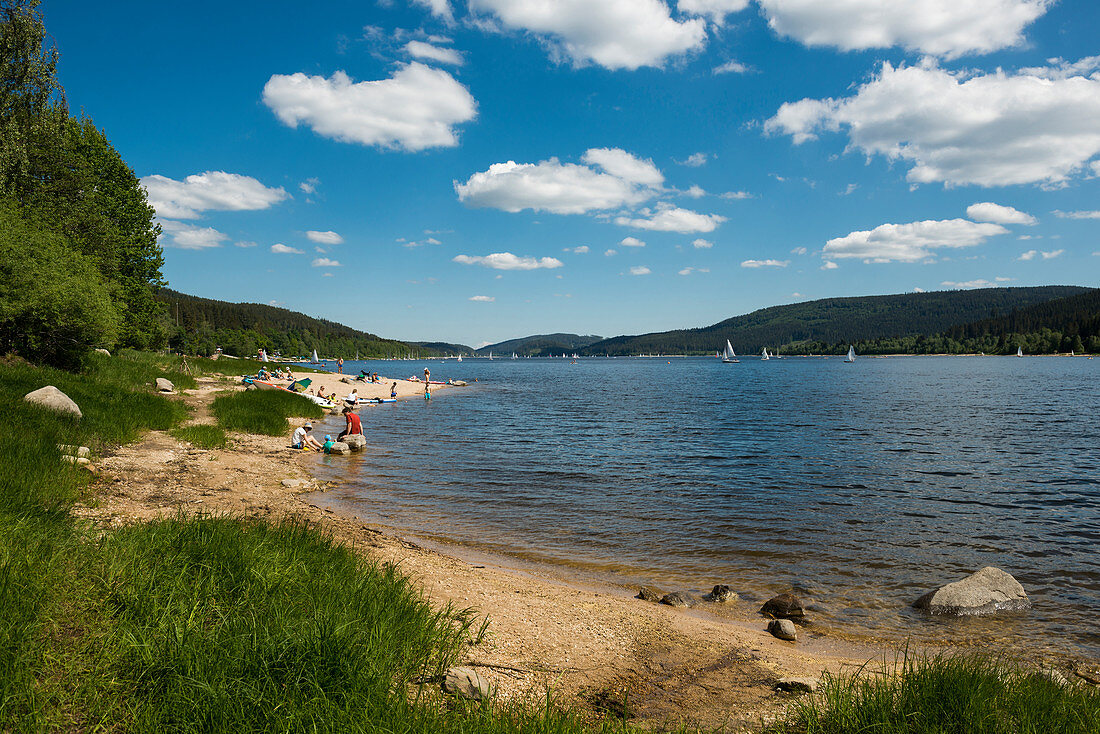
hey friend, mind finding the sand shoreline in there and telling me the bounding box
[74,373,912,730]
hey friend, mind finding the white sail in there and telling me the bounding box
[761,347,769,361]
[722,340,737,362]
[488,351,493,360]
[260,349,269,363]
[457,354,462,362]
[845,345,855,362]
[1017,346,1024,357]
[310,349,320,364]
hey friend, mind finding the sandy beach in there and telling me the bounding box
[75,372,882,731]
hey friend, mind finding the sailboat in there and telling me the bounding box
[761,347,770,361]
[457,354,462,362]
[844,345,856,363]
[488,351,493,360]
[722,340,739,363]
[260,349,269,363]
[1017,346,1024,357]
[774,345,781,359]
[310,349,321,364]
[512,352,517,360]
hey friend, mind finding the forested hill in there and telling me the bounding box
[157,289,417,359]
[580,286,1089,356]
[476,333,604,357]
[410,341,475,355]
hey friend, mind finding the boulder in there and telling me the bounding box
[23,386,82,418]
[281,479,304,488]
[777,677,818,693]
[767,619,798,641]
[60,455,90,466]
[659,591,697,608]
[58,444,90,459]
[155,377,175,392]
[442,667,492,700]
[912,567,1031,616]
[636,587,661,603]
[760,593,804,621]
[704,584,737,603]
[328,442,351,455]
[95,348,111,356]
[342,433,367,451]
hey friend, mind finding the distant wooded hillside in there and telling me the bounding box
[476,333,604,357]
[410,341,475,355]
[157,289,420,359]
[580,287,1090,356]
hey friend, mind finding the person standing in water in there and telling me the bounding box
[423,367,431,398]
[390,382,398,399]
[337,357,344,374]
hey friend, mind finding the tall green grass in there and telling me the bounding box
[212,388,323,436]
[170,424,229,449]
[771,653,1100,734]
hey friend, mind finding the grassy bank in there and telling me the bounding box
[0,352,628,732]
[770,653,1099,734]
[212,388,324,436]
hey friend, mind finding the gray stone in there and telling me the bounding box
[281,479,303,488]
[342,433,367,450]
[778,677,818,693]
[636,587,661,602]
[155,377,175,392]
[23,386,82,418]
[328,442,351,455]
[912,567,1031,616]
[60,455,90,466]
[57,444,90,459]
[659,591,697,608]
[95,348,111,356]
[442,667,492,700]
[704,584,738,603]
[760,593,805,621]
[768,619,798,641]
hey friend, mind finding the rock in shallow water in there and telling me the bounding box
[660,591,698,608]
[636,587,661,602]
[704,584,737,603]
[760,593,804,621]
[342,433,366,450]
[912,566,1031,616]
[768,619,798,641]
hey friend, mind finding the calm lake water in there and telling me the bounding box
[304,356,1100,660]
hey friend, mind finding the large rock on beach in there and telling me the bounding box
[155,377,174,392]
[23,386,82,418]
[659,591,698,608]
[760,593,804,621]
[704,584,737,603]
[636,587,661,602]
[912,567,1031,616]
[342,433,366,451]
[328,442,351,455]
[778,677,818,693]
[767,619,798,641]
[442,667,492,700]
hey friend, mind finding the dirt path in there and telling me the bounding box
[74,375,872,732]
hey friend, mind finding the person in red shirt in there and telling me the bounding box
[338,407,362,440]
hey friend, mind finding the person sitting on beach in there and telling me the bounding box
[390,382,398,399]
[322,435,335,454]
[345,389,358,406]
[338,406,362,440]
[372,372,380,383]
[258,367,270,380]
[291,422,323,451]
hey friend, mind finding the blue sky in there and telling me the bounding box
[47,0,1100,347]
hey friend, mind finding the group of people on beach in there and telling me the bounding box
[291,405,363,453]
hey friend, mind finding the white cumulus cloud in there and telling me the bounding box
[823,219,1008,263]
[469,295,495,302]
[1042,249,1064,259]
[405,40,463,65]
[692,238,713,249]
[757,0,1051,58]
[141,171,288,220]
[821,260,839,270]
[942,279,1010,289]
[157,220,229,250]
[680,152,709,167]
[455,149,660,214]
[679,0,750,22]
[306,230,344,245]
[678,266,710,275]
[604,248,617,256]
[713,59,751,75]
[620,236,646,248]
[263,63,477,152]
[1054,209,1100,219]
[766,59,1100,188]
[741,259,789,268]
[311,257,342,267]
[615,202,726,233]
[720,190,752,199]
[467,0,706,70]
[271,243,304,254]
[629,265,651,275]
[565,245,590,253]
[411,0,454,22]
[966,202,1037,225]
[453,252,564,270]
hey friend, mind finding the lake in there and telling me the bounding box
[303,355,1100,660]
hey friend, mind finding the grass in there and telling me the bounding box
[769,653,1100,734]
[0,352,635,732]
[212,388,324,436]
[170,424,229,449]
